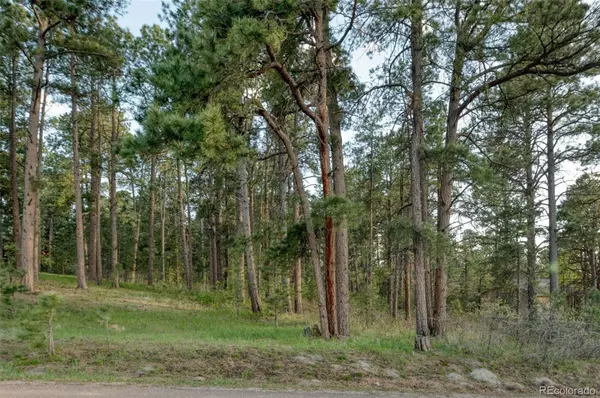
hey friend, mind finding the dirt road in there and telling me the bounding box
[0,382,526,398]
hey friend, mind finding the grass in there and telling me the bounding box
[1,273,598,394]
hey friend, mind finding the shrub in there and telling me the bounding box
[19,293,62,356]
[442,299,600,365]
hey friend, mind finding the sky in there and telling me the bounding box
[118,0,163,35]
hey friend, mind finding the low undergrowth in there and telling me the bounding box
[1,273,598,394]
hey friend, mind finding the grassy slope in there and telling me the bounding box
[0,273,597,394]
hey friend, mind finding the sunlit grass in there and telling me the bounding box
[5,273,414,354]
[1,273,597,392]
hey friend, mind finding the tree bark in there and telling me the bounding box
[403,252,411,320]
[277,143,292,312]
[258,108,330,338]
[392,255,400,318]
[184,163,194,281]
[292,181,302,314]
[591,248,598,290]
[434,4,467,336]
[547,98,559,295]
[160,174,166,282]
[209,207,217,288]
[215,197,223,284]
[177,157,192,290]
[236,196,246,304]
[328,83,350,337]
[89,81,99,283]
[48,214,53,265]
[524,112,537,316]
[21,19,48,290]
[421,154,433,332]
[148,155,156,285]
[33,62,50,282]
[110,81,120,288]
[238,150,262,312]
[410,0,431,351]
[95,85,103,284]
[71,52,87,290]
[130,177,140,283]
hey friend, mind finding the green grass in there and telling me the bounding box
[16,274,414,353]
[1,273,598,394]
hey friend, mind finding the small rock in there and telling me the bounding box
[448,372,466,382]
[141,365,155,372]
[136,370,145,377]
[356,360,373,373]
[307,354,323,362]
[385,368,400,379]
[469,368,501,386]
[192,376,206,381]
[534,377,557,387]
[292,354,323,365]
[504,381,527,392]
[330,364,344,371]
[25,366,47,376]
[298,379,322,386]
[293,356,311,364]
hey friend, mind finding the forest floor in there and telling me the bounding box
[0,273,598,396]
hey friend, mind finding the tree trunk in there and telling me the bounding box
[328,84,350,337]
[177,157,192,290]
[130,178,139,283]
[236,196,246,304]
[184,162,194,282]
[591,248,598,290]
[132,214,140,283]
[160,175,166,282]
[33,62,50,282]
[547,99,559,295]
[89,81,99,283]
[258,108,329,338]
[434,9,467,336]
[9,54,22,272]
[524,110,537,316]
[48,214,53,264]
[368,129,375,290]
[411,0,431,351]
[209,208,217,288]
[277,144,292,312]
[392,255,400,319]
[314,8,336,337]
[421,158,433,333]
[21,21,48,290]
[238,152,262,312]
[215,202,223,284]
[148,156,156,285]
[292,184,302,314]
[95,84,103,284]
[403,251,411,320]
[110,82,120,289]
[71,53,87,290]
[419,144,435,333]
